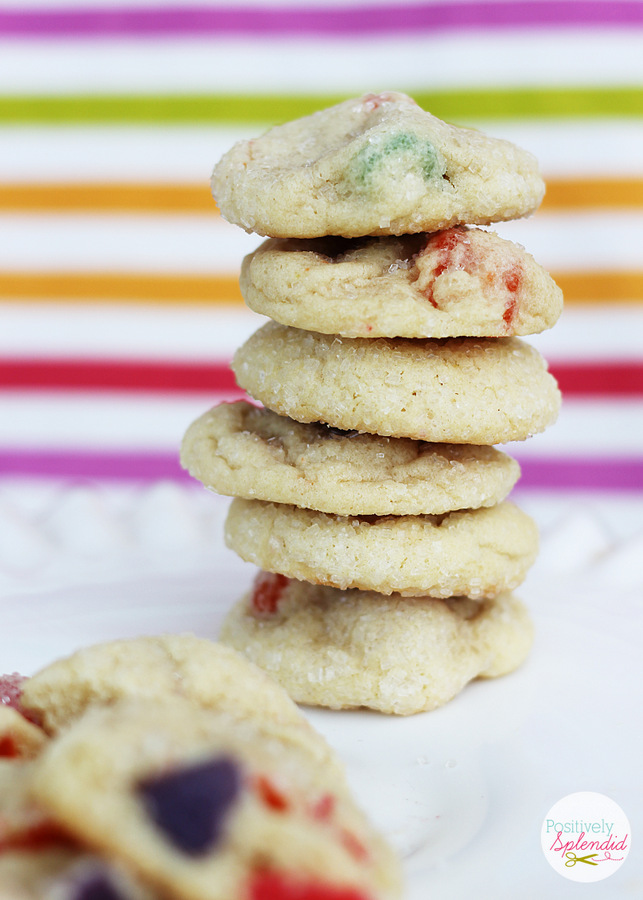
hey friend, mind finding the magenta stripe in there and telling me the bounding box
[1,450,642,491]
[1,2,643,38]
[0,449,192,482]
[513,457,643,492]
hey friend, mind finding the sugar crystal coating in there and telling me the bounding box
[212,91,545,238]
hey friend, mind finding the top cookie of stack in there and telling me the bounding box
[182,92,562,715]
[212,90,545,239]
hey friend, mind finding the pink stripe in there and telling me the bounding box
[1,2,642,38]
[1,359,641,397]
[2,450,642,491]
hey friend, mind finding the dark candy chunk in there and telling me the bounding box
[72,871,129,900]
[138,755,241,855]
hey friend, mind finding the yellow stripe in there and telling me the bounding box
[0,272,242,304]
[3,178,643,215]
[1,271,642,304]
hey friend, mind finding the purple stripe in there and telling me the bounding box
[2,450,642,491]
[2,2,643,38]
[0,449,192,482]
[514,457,643,492]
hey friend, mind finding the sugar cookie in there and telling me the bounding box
[220,575,533,715]
[31,699,403,900]
[181,401,520,516]
[212,92,544,238]
[232,322,561,444]
[224,499,538,599]
[240,228,562,338]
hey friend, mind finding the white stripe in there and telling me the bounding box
[503,400,643,458]
[2,122,643,182]
[1,32,643,94]
[0,393,229,451]
[493,212,643,272]
[1,394,641,455]
[475,121,643,177]
[1,305,641,363]
[525,308,643,362]
[0,304,265,360]
[0,127,254,182]
[0,214,261,271]
[2,211,642,273]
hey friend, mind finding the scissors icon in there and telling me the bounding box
[565,852,599,867]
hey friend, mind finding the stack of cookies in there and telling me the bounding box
[182,92,563,716]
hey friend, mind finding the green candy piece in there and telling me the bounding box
[350,132,440,190]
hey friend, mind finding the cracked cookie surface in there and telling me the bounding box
[181,401,520,516]
[240,228,562,338]
[20,635,337,774]
[220,577,533,715]
[212,92,544,238]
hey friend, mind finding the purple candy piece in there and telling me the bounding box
[71,871,128,900]
[137,755,241,855]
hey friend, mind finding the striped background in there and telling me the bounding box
[1,1,642,526]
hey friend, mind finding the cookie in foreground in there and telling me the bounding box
[225,498,538,599]
[30,699,403,900]
[240,228,563,338]
[220,575,533,716]
[20,633,336,771]
[212,91,544,238]
[232,322,562,444]
[181,401,521,517]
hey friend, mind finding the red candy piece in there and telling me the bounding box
[340,829,369,863]
[0,673,43,727]
[504,266,522,294]
[501,264,523,328]
[362,92,391,111]
[417,227,472,308]
[0,735,19,758]
[254,775,290,813]
[0,673,27,711]
[0,821,78,854]
[250,572,290,616]
[310,793,336,822]
[249,870,371,900]
[415,229,525,330]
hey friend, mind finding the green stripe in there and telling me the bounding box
[2,87,643,126]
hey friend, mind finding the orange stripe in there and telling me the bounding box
[0,182,216,215]
[0,272,242,303]
[543,177,643,210]
[554,271,643,303]
[3,178,643,215]
[1,270,643,304]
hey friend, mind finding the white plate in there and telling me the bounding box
[2,483,642,899]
